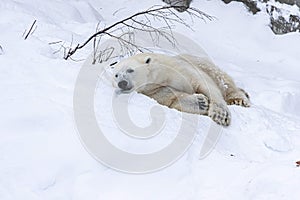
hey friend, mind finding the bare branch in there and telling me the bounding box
[24,20,37,40]
[92,22,103,64]
[63,5,212,60]
[0,45,3,55]
[48,41,63,45]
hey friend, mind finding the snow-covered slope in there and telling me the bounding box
[0,0,300,199]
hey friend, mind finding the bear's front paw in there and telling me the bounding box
[208,103,231,126]
[194,94,209,112]
[226,88,250,107]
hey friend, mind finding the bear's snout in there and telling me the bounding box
[118,80,130,90]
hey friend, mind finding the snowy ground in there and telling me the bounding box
[1,0,300,199]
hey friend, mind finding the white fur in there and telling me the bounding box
[112,53,250,126]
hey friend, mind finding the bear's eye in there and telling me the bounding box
[115,74,118,78]
[145,57,151,64]
[126,69,134,73]
[110,61,118,66]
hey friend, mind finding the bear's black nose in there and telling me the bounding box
[118,80,128,90]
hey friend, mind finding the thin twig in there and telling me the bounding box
[24,20,37,40]
[0,45,3,55]
[48,41,63,45]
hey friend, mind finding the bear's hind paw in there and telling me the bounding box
[226,88,250,107]
[228,98,250,107]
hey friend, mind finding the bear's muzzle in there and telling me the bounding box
[117,80,132,91]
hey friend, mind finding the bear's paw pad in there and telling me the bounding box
[208,103,231,126]
[195,94,209,111]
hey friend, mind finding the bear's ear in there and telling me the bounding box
[145,57,151,64]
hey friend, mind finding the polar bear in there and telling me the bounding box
[112,53,250,126]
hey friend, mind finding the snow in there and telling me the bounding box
[0,0,300,199]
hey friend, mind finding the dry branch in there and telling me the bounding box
[63,5,212,60]
[24,20,37,40]
[0,45,3,55]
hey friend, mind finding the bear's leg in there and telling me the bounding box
[201,70,250,107]
[172,92,231,126]
[146,87,209,115]
[173,94,231,126]
[146,87,231,126]
[193,81,232,126]
[171,93,210,115]
[181,54,250,107]
[205,72,250,108]
[205,71,250,107]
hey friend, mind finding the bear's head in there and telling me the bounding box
[112,53,154,93]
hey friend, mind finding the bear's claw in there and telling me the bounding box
[226,88,250,107]
[228,98,250,107]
